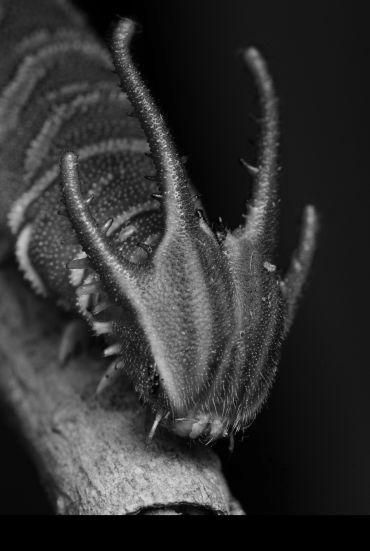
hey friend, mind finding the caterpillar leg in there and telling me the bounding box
[58,318,90,366]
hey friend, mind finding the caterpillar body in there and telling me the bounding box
[0,0,318,443]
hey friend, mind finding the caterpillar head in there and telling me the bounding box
[61,19,318,444]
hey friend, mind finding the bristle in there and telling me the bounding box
[101,218,113,234]
[67,257,90,270]
[84,192,94,205]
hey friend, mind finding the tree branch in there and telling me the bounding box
[0,265,243,515]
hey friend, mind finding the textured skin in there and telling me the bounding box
[0,0,318,443]
[0,0,160,308]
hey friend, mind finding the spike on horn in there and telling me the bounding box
[239,157,259,177]
[101,218,113,234]
[147,412,163,442]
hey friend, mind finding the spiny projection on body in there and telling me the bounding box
[0,0,318,444]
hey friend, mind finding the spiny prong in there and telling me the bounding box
[103,343,121,358]
[101,218,113,234]
[93,320,113,336]
[67,257,90,270]
[239,157,259,176]
[147,412,163,442]
[282,205,319,333]
[111,19,194,230]
[241,47,279,246]
[84,192,94,205]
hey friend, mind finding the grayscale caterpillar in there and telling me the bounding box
[0,0,318,443]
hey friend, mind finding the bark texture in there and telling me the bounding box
[0,265,243,515]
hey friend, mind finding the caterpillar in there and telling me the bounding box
[0,0,318,444]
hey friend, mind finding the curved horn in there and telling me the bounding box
[282,205,319,332]
[241,47,279,247]
[111,19,195,231]
[61,152,142,295]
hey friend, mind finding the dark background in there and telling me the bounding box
[0,0,369,514]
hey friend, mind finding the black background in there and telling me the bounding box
[0,0,369,514]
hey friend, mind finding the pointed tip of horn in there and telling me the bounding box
[112,18,136,51]
[62,150,77,163]
[61,151,78,179]
[242,47,270,80]
[243,46,262,63]
[60,151,79,199]
[300,204,320,254]
[303,204,318,226]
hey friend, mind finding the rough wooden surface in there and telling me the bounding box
[0,265,243,515]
